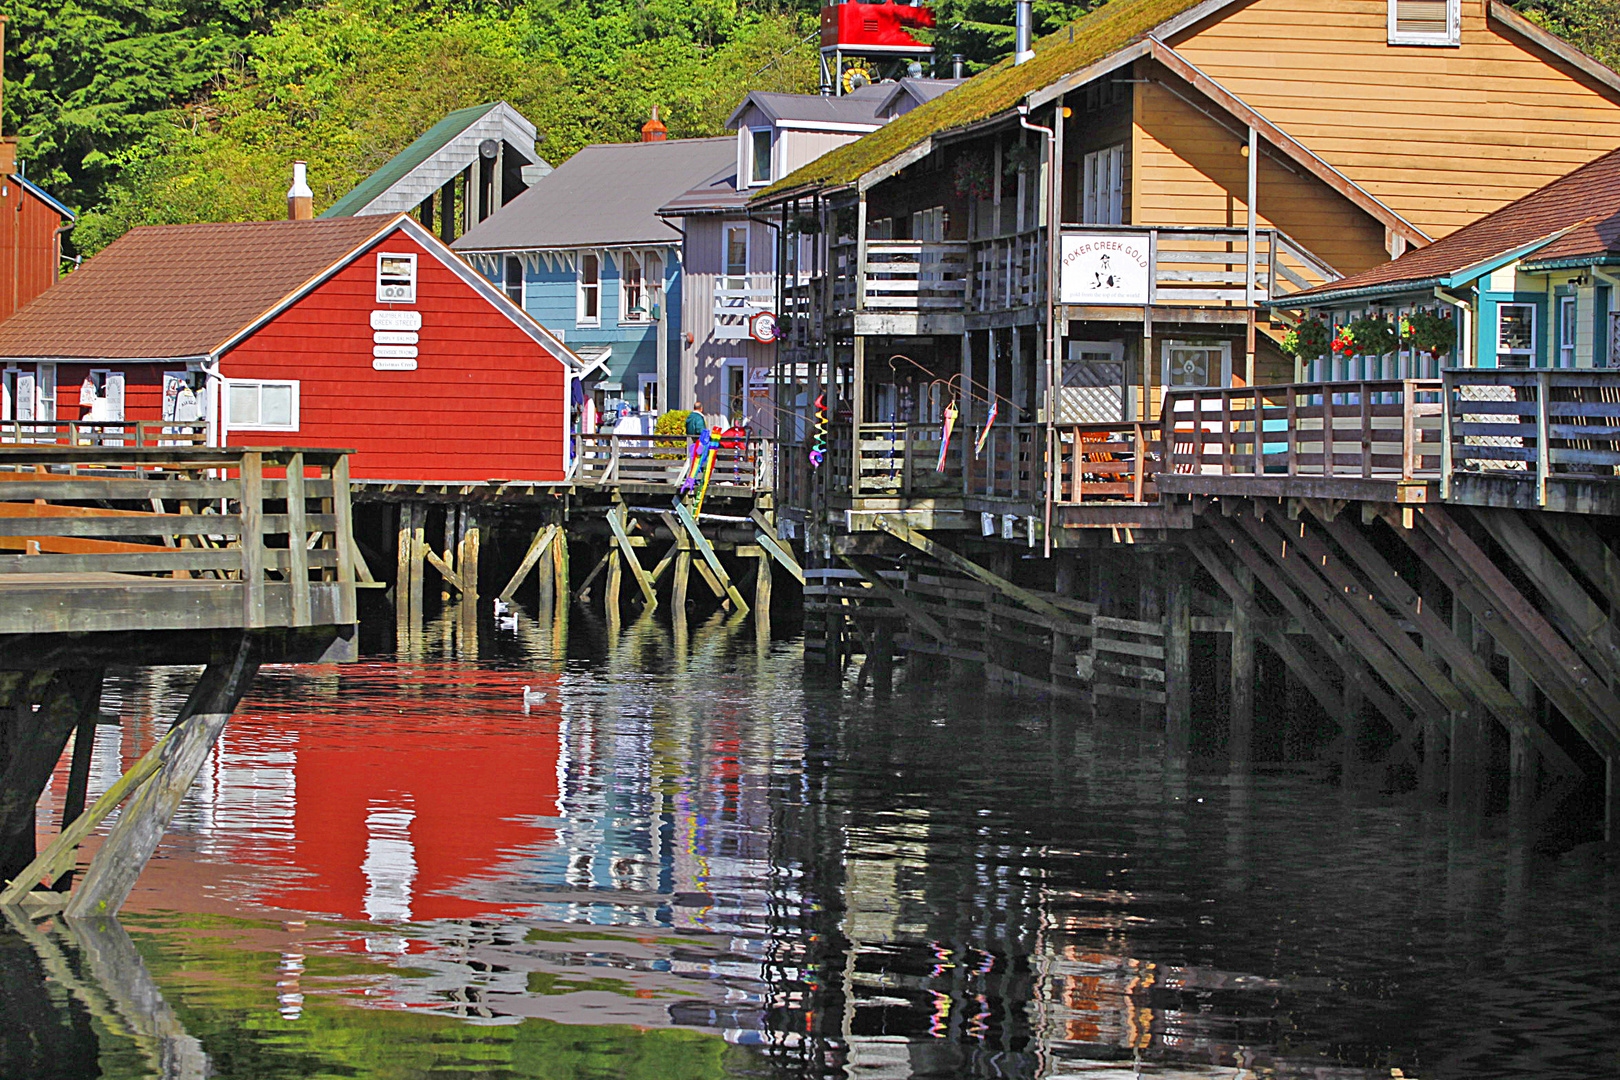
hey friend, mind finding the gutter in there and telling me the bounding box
[1261,276,1447,310]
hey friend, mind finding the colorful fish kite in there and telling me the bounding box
[936,401,958,471]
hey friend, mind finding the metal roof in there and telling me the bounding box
[319,102,544,219]
[725,85,890,130]
[11,173,75,220]
[874,78,964,118]
[659,163,747,217]
[452,138,736,252]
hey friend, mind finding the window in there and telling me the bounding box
[638,373,659,414]
[79,369,125,423]
[225,379,299,431]
[1388,0,1459,46]
[1497,303,1536,366]
[722,359,748,423]
[1559,294,1578,368]
[163,370,207,423]
[577,253,600,326]
[504,256,524,306]
[1082,145,1125,225]
[724,226,750,292]
[1162,339,1232,391]
[376,253,417,304]
[748,128,773,186]
[621,252,649,323]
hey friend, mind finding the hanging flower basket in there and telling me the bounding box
[1401,309,1455,359]
[1344,315,1399,357]
[1280,317,1331,360]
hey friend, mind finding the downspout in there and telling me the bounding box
[204,355,226,448]
[1019,102,1058,556]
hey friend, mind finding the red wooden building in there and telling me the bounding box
[0,171,73,323]
[0,213,577,482]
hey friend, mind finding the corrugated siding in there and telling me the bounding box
[220,227,568,482]
[0,181,65,322]
[1169,0,1620,238]
[780,131,863,179]
[1132,72,1391,275]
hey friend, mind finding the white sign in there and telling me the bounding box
[747,366,772,401]
[373,330,419,346]
[749,311,779,343]
[372,357,419,371]
[371,310,423,332]
[373,344,419,360]
[1059,233,1151,306]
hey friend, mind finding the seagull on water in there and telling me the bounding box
[522,685,549,712]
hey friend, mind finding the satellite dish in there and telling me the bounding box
[479,138,499,159]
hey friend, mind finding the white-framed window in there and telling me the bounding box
[621,251,650,324]
[1082,145,1125,225]
[163,369,208,423]
[504,255,524,306]
[724,225,750,292]
[577,252,600,327]
[1497,303,1537,366]
[376,252,417,304]
[638,373,659,414]
[225,378,299,431]
[1558,293,1578,368]
[79,369,125,422]
[1162,339,1233,391]
[747,128,773,186]
[721,358,748,423]
[1388,0,1459,46]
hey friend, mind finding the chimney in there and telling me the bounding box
[1014,0,1034,65]
[641,105,668,143]
[287,160,313,220]
[952,53,965,79]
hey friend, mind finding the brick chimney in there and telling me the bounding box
[287,160,314,220]
[641,106,667,143]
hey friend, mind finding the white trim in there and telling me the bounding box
[637,372,660,414]
[375,251,418,304]
[1388,0,1461,46]
[1558,292,1578,367]
[773,119,884,135]
[1497,302,1537,365]
[577,250,602,328]
[746,127,775,187]
[223,377,301,432]
[723,223,751,293]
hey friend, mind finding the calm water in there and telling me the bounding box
[5,608,1619,1080]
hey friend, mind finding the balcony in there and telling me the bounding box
[1059,224,1336,311]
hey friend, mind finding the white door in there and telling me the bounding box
[1082,145,1125,225]
[1057,340,1128,423]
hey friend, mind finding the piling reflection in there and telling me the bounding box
[13,607,1620,1078]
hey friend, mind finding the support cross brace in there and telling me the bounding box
[873,516,1069,625]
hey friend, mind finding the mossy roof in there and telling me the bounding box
[754,0,1207,202]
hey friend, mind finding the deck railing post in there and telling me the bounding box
[1321,384,1334,477]
[1135,423,1148,502]
[1441,369,1455,499]
[240,451,266,628]
[1252,386,1265,476]
[286,452,311,627]
[1401,380,1418,480]
[1535,368,1551,507]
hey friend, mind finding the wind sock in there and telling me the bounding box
[693,429,721,516]
[974,400,998,459]
[808,393,828,468]
[936,401,958,471]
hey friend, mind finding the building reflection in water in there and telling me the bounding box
[21,607,1574,1078]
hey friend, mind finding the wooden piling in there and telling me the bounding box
[408,503,426,623]
[1448,604,1490,819]
[0,669,102,885]
[66,641,260,918]
[1164,559,1192,757]
[1228,563,1255,764]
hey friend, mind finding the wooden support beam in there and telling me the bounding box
[1229,562,1255,763]
[749,510,806,584]
[605,548,623,620]
[673,501,749,615]
[1310,507,1580,780]
[394,504,412,620]
[499,524,558,602]
[1449,603,1491,819]
[1204,514,1413,747]
[460,506,481,602]
[570,547,613,605]
[66,640,261,917]
[0,669,102,884]
[286,453,311,627]
[1188,541,1345,726]
[1165,560,1192,755]
[1538,514,1620,614]
[407,502,426,621]
[1398,507,1620,759]
[1237,508,1449,725]
[607,504,657,609]
[839,556,950,643]
[419,541,465,593]
[1470,508,1620,685]
[873,515,1068,624]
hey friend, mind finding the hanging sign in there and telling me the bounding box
[372,357,419,371]
[371,310,422,332]
[747,366,772,401]
[1059,234,1151,306]
[749,311,779,343]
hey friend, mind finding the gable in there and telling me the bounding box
[1168,0,1620,237]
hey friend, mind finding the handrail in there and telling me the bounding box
[0,420,210,447]
[0,445,357,629]
[1444,367,1620,504]
[573,433,772,490]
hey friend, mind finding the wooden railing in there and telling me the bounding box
[1161,380,1444,480]
[1445,368,1620,504]
[1061,225,1337,306]
[573,433,770,490]
[1053,422,1162,504]
[862,241,971,311]
[0,446,356,632]
[0,421,209,447]
[972,231,1042,312]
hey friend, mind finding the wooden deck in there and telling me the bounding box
[0,445,357,661]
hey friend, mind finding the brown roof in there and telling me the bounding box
[0,216,395,359]
[1286,145,1620,304]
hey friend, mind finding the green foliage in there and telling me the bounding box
[927,0,1104,73]
[653,409,694,457]
[1401,308,1456,357]
[1512,0,1620,67]
[1345,314,1400,357]
[1280,317,1330,360]
[33,0,818,254]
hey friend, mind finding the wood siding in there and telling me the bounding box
[682,214,776,426]
[222,227,568,482]
[1133,69,1392,276]
[0,182,65,323]
[1169,0,1620,237]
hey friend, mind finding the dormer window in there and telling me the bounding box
[1388,0,1459,45]
[748,128,774,186]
